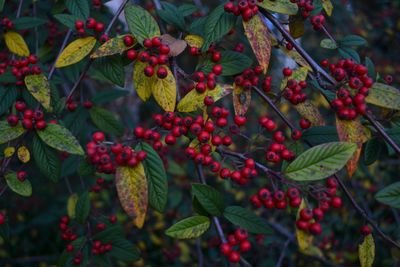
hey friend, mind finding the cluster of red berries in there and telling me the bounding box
[250,187,302,209]
[1,17,13,29]
[0,54,41,86]
[86,132,147,174]
[59,216,78,242]
[192,70,219,94]
[220,229,252,263]
[291,0,315,18]
[224,0,263,22]
[234,66,263,90]
[66,99,93,112]
[90,177,110,193]
[7,102,48,130]
[220,158,258,185]
[282,68,308,105]
[90,240,113,256]
[295,177,343,235]
[126,37,171,79]
[75,18,109,42]
[321,59,372,120]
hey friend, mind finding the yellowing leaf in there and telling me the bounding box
[296,200,324,257]
[4,146,15,158]
[282,47,312,71]
[359,234,375,267]
[152,66,177,112]
[243,14,272,74]
[116,164,148,228]
[67,193,79,219]
[233,84,251,116]
[322,0,333,16]
[91,34,135,59]
[258,0,298,15]
[55,37,97,68]
[295,100,325,126]
[184,34,204,48]
[366,83,400,110]
[133,61,155,101]
[4,31,30,56]
[289,15,305,39]
[280,67,309,90]
[17,145,30,163]
[177,84,233,113]
[24,74,52,111]
[336,117,370,177]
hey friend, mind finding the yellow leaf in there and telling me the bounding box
[280,67,309,90]
[116,164,148,228]
[243,13,272,74]
[282,47,312,71]
[91,34,135,59]
[359,234,375,267]
[133,61,155,101]
[295,100,325,126]
[152,66,177,112]
[289,15,305,39]
[24,74,52,111]
[296,200,324,257]
[17,145,30,163]
[232,84,251,116]
[55,37,97,68]
[67,193,79,219]
[184,34,204,48]
[322,0,333,16]
[336,117,370,177]
[177,84,233,113]
[4,31,30,57]
[258,0,298,15]
[4,147,15,158]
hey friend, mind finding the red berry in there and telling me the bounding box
[17,171,27,182]
[157,66,168,79]
[283,67,293,77]
[144,66,154,77]
[92,132,105,142]
[212,64,223,76]
[299,118,311,129]
[330,196,342,208]
[360,225,372,236]
[228,251,241,263]
[220,243,231,256]
[309,222,322,235]
[300,208,313,221]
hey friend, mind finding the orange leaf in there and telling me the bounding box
[116,164,148,228]
[336,117,370,177]
[243,13,272,74]
[233,84,251,116]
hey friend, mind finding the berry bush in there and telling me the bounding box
[1,0,400,266]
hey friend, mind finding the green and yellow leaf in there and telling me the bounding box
[184,34,204,48]
[67,193,79,219]
[4,146,15,158]
[91,34,135,58]
[295,100,325,126]
[258,0,298,15]
[366,83,400,110]
[116,164,148,228]
[133,61,155,102]
[17,145,30,163]
[152,66,176,112]
[0,121,25,145]
[359,234,375,267]
[4,31,30,56]
[5,172,32,197]
[322,0,333,16]
[165,216,210,239]
[24,74,52,111]
[55,37,97,68]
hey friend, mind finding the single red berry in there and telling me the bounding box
[92,132,105,142]
[144,66,154,77]
[212,64,223,76]
[300,208,313,221]
[228,251,241,263]
[360,225,372,236]
[299,118,311,129]
[157,66,168,79]
[330,196,343,208]
[309,222,322,235]
[220,243,231,256]
[282,67,293,77]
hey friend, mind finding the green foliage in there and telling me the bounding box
[165,216,210,239]
[375,182,400,209]
[223,206,271,234]
[75,191,90,224]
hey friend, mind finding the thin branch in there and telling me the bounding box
[48,29,72,81]
[275,238,291,267]
[16,0,24,18]
[196,238,204,267]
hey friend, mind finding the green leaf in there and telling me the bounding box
[108,237,141,261]
[12,17,47,30]
[178,4,198,16]
[5,172,32,197]
[75,191,90,224]
[53,14,79,29]
[303,126,339,145]
[375,182,400,209]
[32,135,61,182]
[366,83,400,110]
[0,121,25,144]
[136,142,168,212]
[363,138,382,166]
[124,4,160,46]
[223,206,271,234]
[339,47,360,63]
[165,216,210,239]
[92,89,129,104]
[201,51,252,76]
[93,57,125,87]
[188,16,208,36]
[202,4,236,50]
[258,0,298,15]
[36,123,85,155]
[0,86,18,115]
[65,0,90,20]
[0,0,4,12]
[192,183,224,216]
[285,142,357,181]
[359,234,375,267]
[78,158,96,177]
[64,107,89,135]
[365,57,375,79]
[320,38,337,49]
[158,2,185,30]
[339,34,367,47]
[89,107,124,136]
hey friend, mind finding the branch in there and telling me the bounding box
[48,29,72,81]
[259,9,400,156]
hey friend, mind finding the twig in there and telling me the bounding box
[48,29,72,81]
[196,238,204,267]
[275,238,291,267]
[16,0,23,18]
